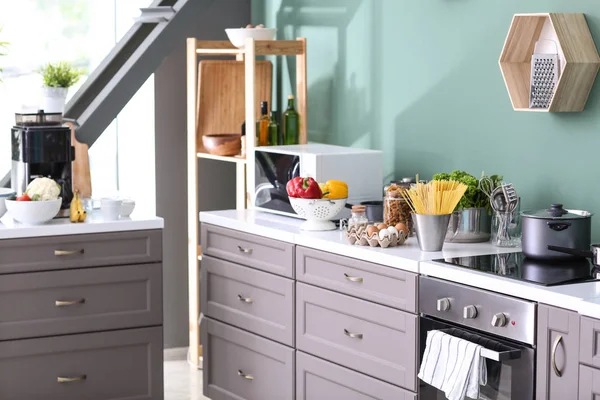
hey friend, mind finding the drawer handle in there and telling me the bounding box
[344,273,363,283]
[54,249,84,256]
[344,329,363,339]
[57,375,87,383]
[237,369,254,380]
[55,299,86,307]
[237,246,253,255]
[237,294,254,304]
[552,335,563,377]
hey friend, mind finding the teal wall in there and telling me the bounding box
[252,0,600,240]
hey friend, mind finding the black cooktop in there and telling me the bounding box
[434,252,600,286]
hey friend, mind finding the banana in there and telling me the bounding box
[77,194,87,222]
[70,191,87,223]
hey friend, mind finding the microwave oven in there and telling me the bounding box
[254,144,382,218]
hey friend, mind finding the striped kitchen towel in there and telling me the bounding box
[418,330,488,400]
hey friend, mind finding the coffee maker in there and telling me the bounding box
[11,111,75,210]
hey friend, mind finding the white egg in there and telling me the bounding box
[387,226,398,236]
[378,229,390,240]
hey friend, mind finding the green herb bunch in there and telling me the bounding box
[37,61,85,88]
[432,170,503,212]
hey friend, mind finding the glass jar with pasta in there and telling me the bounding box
[384,184,413,235]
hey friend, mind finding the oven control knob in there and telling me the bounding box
[436,298,451,312]
[491,313,508,327]
[463,305,478,319]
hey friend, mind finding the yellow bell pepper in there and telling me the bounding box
[319,180,348,199]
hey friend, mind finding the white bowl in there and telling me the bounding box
[120,199,136,217]
[0,188,16,219]
[225,28,276,48]
[5,198,61,225]
[289,197,347,231]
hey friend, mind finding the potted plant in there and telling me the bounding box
[432,170,503,243]
[37,61,84,113]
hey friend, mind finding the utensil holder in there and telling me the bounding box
[491,210,521,247]
[412,213,451,252]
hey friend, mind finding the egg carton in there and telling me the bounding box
[344,225,408,248]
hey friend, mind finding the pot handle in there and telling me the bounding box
[547,245,593,258]
[547,222,571,232]
[345,203,354,210]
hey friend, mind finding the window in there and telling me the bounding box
[0,0,155,215]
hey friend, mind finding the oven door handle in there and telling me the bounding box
[481,347,522,361]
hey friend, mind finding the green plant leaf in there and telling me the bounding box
[37,61,85,88]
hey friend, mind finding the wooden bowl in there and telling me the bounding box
[202,134,241,157]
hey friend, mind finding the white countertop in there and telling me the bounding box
[0,213,163,239]
[200,209,600,319]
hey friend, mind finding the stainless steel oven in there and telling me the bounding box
[419,276,537,400]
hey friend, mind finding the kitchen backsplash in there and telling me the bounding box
[253,0,600,240]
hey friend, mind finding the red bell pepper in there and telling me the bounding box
[286,177,323,199]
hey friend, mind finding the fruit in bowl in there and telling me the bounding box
[286,177,348,231]
[5,177,62,225]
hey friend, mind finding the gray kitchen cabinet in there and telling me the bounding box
[0,326,163,400]
[202,224,295,277]
[295,246,417,312]
[580,316,600,368]
[201,255,294,346]
[202,317,294,400]
[578,364,600,399]
[296,351,417,400]
[0,229,162,273]
[0,263,162,340]
[296,282,417,391]
[537,304,580,400]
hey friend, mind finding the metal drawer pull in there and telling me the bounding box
[237,369,254,380]
[54,249,84,256]
[237,245,253,255]
[57,375,87,383]
[552,335,563,377]
[237,294,253,303]
[55,299,86,307]
[344,273,363,283]
[344,329,363,339]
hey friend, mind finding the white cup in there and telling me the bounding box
[101,198,122,221]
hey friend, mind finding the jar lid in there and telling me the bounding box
[521,203,593,219]
[351,205,366,212]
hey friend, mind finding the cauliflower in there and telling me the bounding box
[26,177,61,201]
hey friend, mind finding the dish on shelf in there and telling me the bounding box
[225,27,276,48]
[202,134,241,157]
[5,198,61,225]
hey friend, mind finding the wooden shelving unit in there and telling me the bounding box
[499,13,600,112]
[186,37,308,366]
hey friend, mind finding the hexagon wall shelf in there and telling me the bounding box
[499,13,600,112]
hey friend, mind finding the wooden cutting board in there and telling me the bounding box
[65,122,92,198]
[196,60,272,152]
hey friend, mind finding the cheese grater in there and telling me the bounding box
[529,40,560,109]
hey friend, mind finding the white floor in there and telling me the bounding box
[164,359,209,400]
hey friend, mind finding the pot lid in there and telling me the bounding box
[521,204,593,219]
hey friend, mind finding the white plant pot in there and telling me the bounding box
[40,86,68,113]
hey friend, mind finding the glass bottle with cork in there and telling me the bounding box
[283,95,299,145]
[257,101,270,146]
[268,110,280,146]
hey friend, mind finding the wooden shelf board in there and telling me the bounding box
[195,40,304,57]
[197,152,247,164]
[515,107,550,112]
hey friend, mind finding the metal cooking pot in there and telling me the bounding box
[521,204,593,261]
[445,207,491,243]
[345,201,383,223]
[547,244,600,266]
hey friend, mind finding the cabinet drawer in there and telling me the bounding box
[579,364,600,398]
[296,246,417,312]
[580,316,600,368]
[0,263,162,340]
[202,318,294,400]
[0,326,163,400]
[296,351,416,400]
[296,283,417,391]
[0,230,162,274]
[202,255,294,346]
[202,224,294,277]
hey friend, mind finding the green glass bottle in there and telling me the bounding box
[267,111,279,146]
[283,95,299,145]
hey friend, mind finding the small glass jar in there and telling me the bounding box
[348,205,368,229]
[491,210,522,247]
[383,190,413,235]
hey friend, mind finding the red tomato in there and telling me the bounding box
[16,194,31,201]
